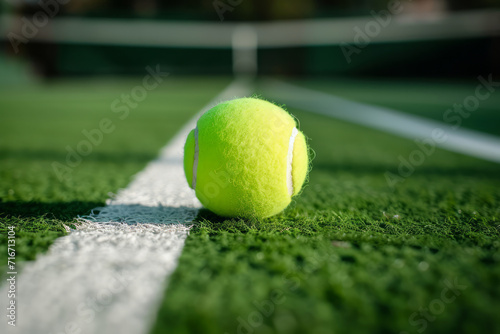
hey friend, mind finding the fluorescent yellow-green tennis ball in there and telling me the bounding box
[183,97,309,218]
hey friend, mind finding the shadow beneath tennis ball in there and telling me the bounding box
[193,208,263,233]
[79,204,199,225]
[195,208,230,223]
[0,200,103,221]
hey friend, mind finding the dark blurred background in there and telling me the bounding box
[1,0,499,79]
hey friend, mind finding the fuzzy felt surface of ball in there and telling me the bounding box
[184,97,309,218]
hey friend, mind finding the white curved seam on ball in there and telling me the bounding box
[192,126,199,189]
[286,127,298,197]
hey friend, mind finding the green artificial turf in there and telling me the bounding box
[291,77,500,136]
[1,76,498,334]
[0,77,231,269]
[151,95,500,334]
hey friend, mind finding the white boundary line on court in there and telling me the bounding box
[0,79,252,334]
[262,79,500,164]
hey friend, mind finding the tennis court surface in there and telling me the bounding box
[1,2,499,334]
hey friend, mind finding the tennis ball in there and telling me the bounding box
[184,97,309,218]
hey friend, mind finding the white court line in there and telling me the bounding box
[262,79,500,164]
[0,79,251,334]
